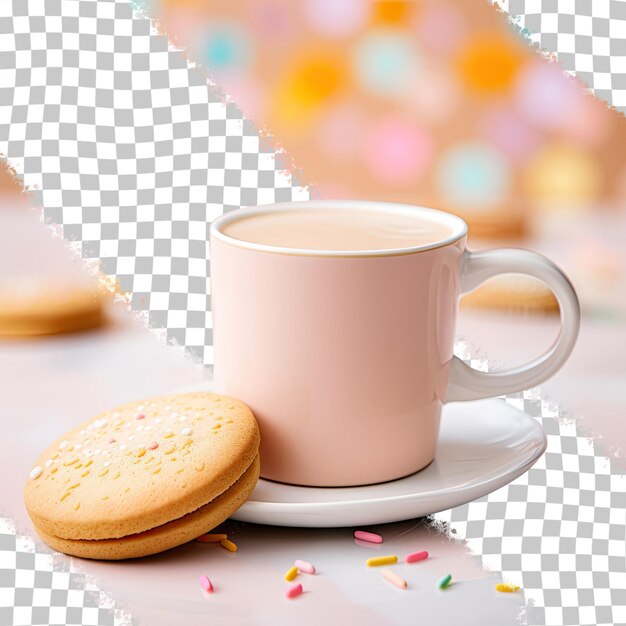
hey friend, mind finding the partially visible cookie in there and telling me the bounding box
[0,282,104,337]
[460,274,559,313]
[0,206,105,337]
[24,392,260,559]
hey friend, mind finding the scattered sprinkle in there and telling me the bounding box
[199,575,213,593]
[220,539,237,553]
[405,550,429,564]
[103,460,111,467]
[108,438,116,443]
[496,583,520,593]
[382,568,407,589]
[294,559,315,575]
[133,447,146,458]
[147,441,159,450]
[59,441,70,450]
[438,574,452,590]
[94,419,107,428]
[286,583,303,600]
[63,458,79,466]
[74,503,80,511]
[136,405,145,412]
[119,445,127,451]
[136,414,145,420]
[74,444,82,450]
[355,530,383,544]
[285,566,298,582]
[163,430,175,439]
[181,427,193,436]
[29,466,43,480]
[196,533,227,543]
[366,555,398,567]
[44,460,53,468]
[60,491,72,502]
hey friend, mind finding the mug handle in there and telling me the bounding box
[445,248,581,403]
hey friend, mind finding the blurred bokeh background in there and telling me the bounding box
[1,0,625,446]
[139,0,626,318]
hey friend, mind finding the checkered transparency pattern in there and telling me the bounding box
[434,347,626,626]
[496,0,626,113]
[0,520,133,626]
[1,1,626,625]
[0,0,308,368]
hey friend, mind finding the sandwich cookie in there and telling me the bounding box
[24,392,260,559]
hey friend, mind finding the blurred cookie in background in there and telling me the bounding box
[0,281,105,338]
[460,274,558,314]
[0,167,106,337]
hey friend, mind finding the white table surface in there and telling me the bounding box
[1,305,532,625]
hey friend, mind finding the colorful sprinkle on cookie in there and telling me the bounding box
[29,466,43,480]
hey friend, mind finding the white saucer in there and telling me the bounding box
[179,382,546,527]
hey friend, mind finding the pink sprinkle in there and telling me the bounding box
[354,530,383,544]
[199,575,213,593]
[405,550,429,564]
[382,568,407,589]
[108,438,116,444]
[286,583,303,599]
[136,414,145,420]
[147,441,159,450]
[294,559,315,575]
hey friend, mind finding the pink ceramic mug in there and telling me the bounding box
[210,201,580,487]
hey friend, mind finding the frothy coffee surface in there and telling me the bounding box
[220,208,457,252]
